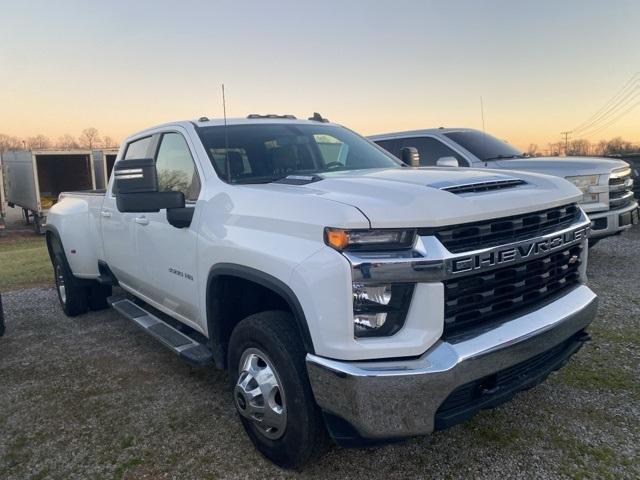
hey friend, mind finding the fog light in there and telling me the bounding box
[352,283,414,338]
[353,284,392,308]
[354,312,388,329]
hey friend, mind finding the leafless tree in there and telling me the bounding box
[27,135,52,150]
[79,127,101,149]
[103,136,117,149]
[566,139,591,156]
[0,134,23,153]
[57,134,79,150]
[526,143,539,156]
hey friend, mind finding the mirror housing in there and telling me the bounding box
[113,158,186,213]
[436,156,459,167]
[400,147,420,167]
[113,158,157,193]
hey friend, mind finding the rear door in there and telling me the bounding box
[134,129,203,329]
[101,135,154,288]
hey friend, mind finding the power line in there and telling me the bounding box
[572,84,640,135]
[571,72,640,134]
[579,98,640,139]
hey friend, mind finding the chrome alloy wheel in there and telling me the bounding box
[55,263,66,304]
[234,347,287,440]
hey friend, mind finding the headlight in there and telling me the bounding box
[324,228,416,251]
[565,175,601,204]
[352,283,414,338]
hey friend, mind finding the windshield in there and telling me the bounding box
[443,131,525,161]
[197,123,402,184]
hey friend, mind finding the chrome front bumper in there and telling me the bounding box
[306,285,598,440]
[588,201,639,238]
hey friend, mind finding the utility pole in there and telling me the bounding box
[560,131,572,155]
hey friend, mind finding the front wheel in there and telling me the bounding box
[53,253,89,316]
[228,311,328,469]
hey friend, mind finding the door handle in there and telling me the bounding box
[134,216,149,226]
[100,210,112,218]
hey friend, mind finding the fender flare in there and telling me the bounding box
[206,263,315,368]
[44,224,63,261]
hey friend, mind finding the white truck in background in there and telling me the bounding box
[370,128,639,245]
[46,115,597,468]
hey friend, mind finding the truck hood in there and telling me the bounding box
[259,167,582,229]
[490,156,629,177]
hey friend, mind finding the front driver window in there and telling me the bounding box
[155,133,201,201]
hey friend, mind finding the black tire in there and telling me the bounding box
[228,311,329,469]
[53,252,89,316]
[88,283,112,311]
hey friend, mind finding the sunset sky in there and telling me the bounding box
[1,0,639,150]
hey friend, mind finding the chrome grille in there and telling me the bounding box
[443,244,583,337]
[420,204,580,253]
[609,171,634,209]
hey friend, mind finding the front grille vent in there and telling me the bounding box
[609,171,634,209]
[443,244,582,337]
[419,204,581,253]
[441,179,526,195]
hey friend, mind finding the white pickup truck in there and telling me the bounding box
[46,115,597,468]
[370,128,639,244]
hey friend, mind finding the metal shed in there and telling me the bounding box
[3,150,96,233]
[92,148,119,189]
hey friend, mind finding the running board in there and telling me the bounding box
[108,296,213,366]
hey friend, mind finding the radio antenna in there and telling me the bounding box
[222,84,231,182]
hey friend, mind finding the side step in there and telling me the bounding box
[108,296,213,366]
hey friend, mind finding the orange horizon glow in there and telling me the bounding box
[1,0,639,153]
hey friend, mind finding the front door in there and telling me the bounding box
[133,130,203,330]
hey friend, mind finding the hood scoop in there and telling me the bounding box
[431,176,526,194]
[274,174,324,185]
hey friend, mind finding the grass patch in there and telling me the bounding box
[0,234,52,291]
[550,430,633,480]
[463,413,523,448]
[553,359,639,395]
[113,457,142,480]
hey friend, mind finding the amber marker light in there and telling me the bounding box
[324,228,350,250]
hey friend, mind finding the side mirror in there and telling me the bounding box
[114,158,186,213]
[436,156,459,167]
[113,158,157,193]
[400,147,420,167]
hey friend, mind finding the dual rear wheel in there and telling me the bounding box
[51,242,111,316]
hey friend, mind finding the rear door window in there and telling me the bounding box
[124,136,152,159]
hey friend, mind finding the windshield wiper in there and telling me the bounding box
[483,154,525,161]
[232,174,290,184]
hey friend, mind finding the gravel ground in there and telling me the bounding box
[0,227,639,479]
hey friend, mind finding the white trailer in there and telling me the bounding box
[0,160,5,231]
[92,148,119,189]
[3,150,96,233]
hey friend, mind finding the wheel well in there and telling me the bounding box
[207,268,314,369]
